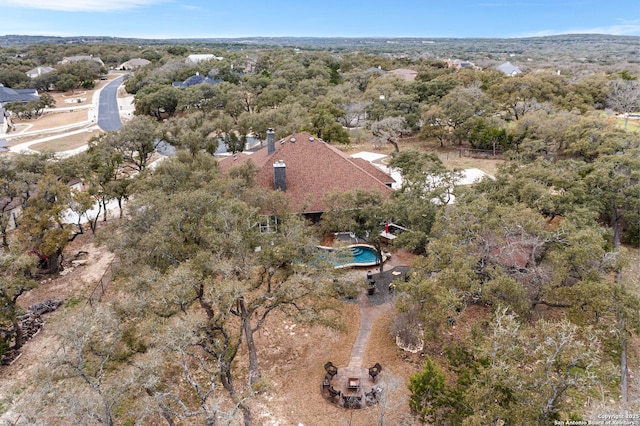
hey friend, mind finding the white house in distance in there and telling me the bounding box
[186,54,223,64]
[26,66,55,79]
[496,62,522,76]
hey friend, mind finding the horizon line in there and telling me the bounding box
[2,32,638,40]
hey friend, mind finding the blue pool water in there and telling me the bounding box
[316,244,380,268]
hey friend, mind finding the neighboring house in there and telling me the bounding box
[0,86,39,133]
[68,177,86,192]
[218,131,395,220]
[59,55,105,66]
[186,54,223,64]
[26,66,55,79]
[172,72,222,88]
[387,68,418,82]
[496,62,522,76]
[119,58,151,70]
[239,54,259,73]
[446,58,479,70]
[0,84,39,107]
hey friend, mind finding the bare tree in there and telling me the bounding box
[366,370,411,426]
[49,306,138,426]
[369,116,410,152]
[139,316,248,426]
[607,78,640,129]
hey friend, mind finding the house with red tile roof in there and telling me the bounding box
[218,130,394,218]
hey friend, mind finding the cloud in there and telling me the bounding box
[181,4,202,11]
[0,0,167,12]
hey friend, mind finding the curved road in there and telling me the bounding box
[97,76,125,131]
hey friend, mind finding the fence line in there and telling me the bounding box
[459,148,503,158]
[87,261,116,307]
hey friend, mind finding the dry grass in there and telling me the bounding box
[11,110,91,138]
[342,136,504,176]
[435,149,502,176]
[29,129,102,152]
[9,76,118,138]
[255,302,418,425]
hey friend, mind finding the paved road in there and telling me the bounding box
[97,76,125,131]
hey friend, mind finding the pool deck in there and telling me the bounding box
[365,266,410,306]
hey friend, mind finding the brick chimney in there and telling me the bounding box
[273,160,286,191]
[267,128,275,155]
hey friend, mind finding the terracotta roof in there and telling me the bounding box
[350,158,395,186]
[217,152,253,172]
[218,132,394,213]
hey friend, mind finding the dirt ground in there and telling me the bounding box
[9,110,92,142]
[2,216,639,425]
[0,235,115,422]
[342,136,502,176]
[0,229,420,426]
[29,128,103,152]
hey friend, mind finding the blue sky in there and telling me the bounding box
[0,0,638,39]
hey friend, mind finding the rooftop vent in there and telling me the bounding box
[309,137,315,141]
[290,137,296,143]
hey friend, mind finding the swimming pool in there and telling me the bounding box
[316,244,381,268]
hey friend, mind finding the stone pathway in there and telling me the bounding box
[347,292,392,369]
[329,292,391,404]
[325,266,411,402]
